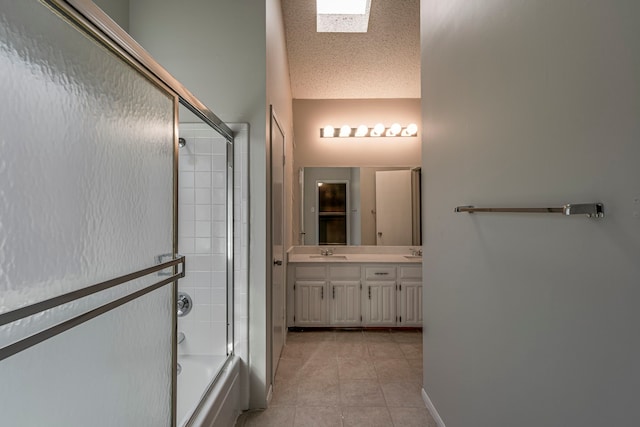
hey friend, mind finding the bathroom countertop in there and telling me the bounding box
[287,253,422,263]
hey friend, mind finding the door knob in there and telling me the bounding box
[274,260,283,266]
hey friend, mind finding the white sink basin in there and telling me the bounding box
[309,255,348,260]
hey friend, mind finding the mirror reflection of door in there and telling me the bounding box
[270,108,285,385]
[375,170,413,245]
[316,181,348,245]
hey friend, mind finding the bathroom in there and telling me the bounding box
[3,1,640,427]
[3,2,420,424]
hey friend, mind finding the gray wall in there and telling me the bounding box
[93,0,129,31]
[421,1,640,426]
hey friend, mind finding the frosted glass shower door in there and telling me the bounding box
[1,1,179,426]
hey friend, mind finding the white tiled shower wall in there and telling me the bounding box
[177,123,230,356]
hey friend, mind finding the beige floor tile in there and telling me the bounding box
[342,406,394,427]
[335,330,365,342]
[237,407,295,427]
[406,357,423,369]
[309,341,343,359]
[340,379,386,407]
[399,343,423,359]
[299,359,339,384]
[281,342,320,360]
[276,358,304,382]
[390,330,423,344]
[381,382,426,408]
[338,358,377,380]
[337,342,370,359]
[388,407,437,427]
[236,330,426,427]
[297,381,340,407]
[406,358,424,381]
[269,380,298,407]
[367,342,403,359]
[287,331,336,343]
[373,358,415,382]
[363,330,395,343]
[293,406,344,427]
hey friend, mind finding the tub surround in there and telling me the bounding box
[287,245,423,263]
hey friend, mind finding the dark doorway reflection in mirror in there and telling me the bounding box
[317,182,348,245]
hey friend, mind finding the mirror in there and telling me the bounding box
[300,167,421,246]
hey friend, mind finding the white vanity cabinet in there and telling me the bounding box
[288,261,422,328]
[362,266,397,326]
[292,266,328,326]
[329,266,362,326]
[398,266,423,326]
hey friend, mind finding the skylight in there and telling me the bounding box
[317,0,367,15]
[317,0,372,33]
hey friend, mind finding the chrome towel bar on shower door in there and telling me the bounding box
[454,203,604,218]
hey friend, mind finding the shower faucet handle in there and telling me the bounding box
[177,292,193,317]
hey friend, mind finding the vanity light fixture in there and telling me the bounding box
[320,123,419,138]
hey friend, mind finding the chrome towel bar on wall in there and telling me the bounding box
[455,203,604,218]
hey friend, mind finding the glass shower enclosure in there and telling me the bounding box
[0,1,234,426]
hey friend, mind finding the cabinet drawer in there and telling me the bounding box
[295,266,326,280]
[365,266,396,280]
[399,266,422,279]
[329,265,361,279]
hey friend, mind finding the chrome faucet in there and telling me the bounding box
[410,248,423,256]
[320,248,334,256]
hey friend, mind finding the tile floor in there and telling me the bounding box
[235,329,437,427]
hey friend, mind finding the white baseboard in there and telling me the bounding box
[422,388,446,427]
[266,384,273,405]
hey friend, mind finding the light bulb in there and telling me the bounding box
[403,123,418,136]
[322,125,335,138]
[372,123,385,137]
[339,125,351,137]
[355,125,368,137]
[387,123,401,136]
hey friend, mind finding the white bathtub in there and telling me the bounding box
[177,355,229,426]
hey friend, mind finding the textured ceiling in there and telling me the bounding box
[281,0,420,99]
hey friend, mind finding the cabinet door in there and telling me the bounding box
[330,281,361,326]
[363,282,396,326]
[399,281,423,326]
[294,281,327,326]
